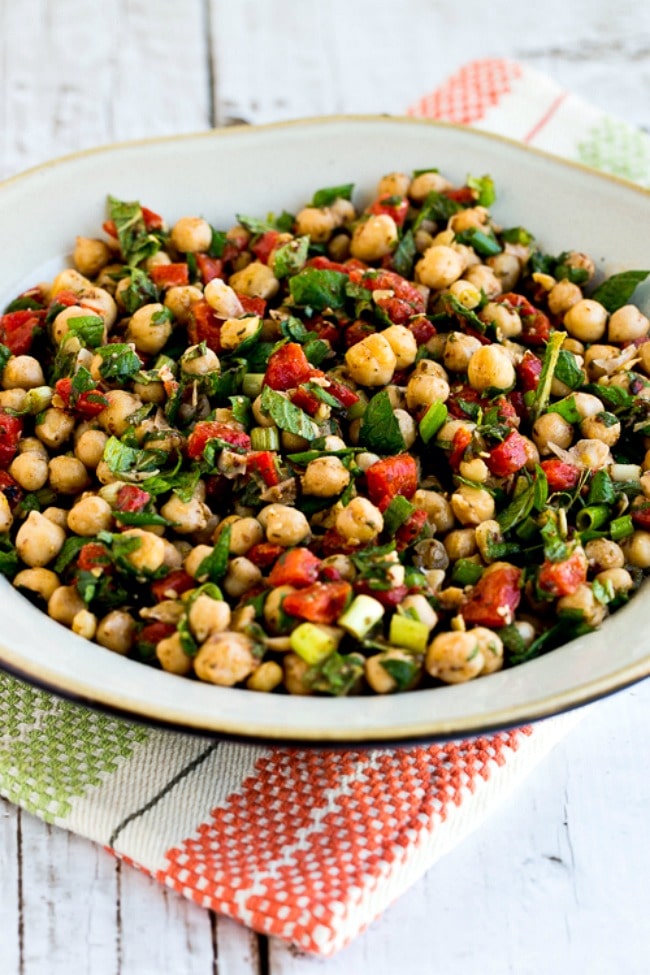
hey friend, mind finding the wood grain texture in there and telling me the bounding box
[2,1,650,973]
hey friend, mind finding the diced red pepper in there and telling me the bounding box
[102,219,118,239]
[449,427,473,470]
[55,378,109,419]
[305,256,352,274]
[494,292,550,347]
[141,206,164,231]
[537,549,588,597]
[540,459,581,493]
[115,484,151,513]
[492,396,519,429]
[264,342,314,391]
[247,542,286,569]
[149,263,189,288]
[317,529,363,559]
[195,254,224,285]
[77,543,112,573]
[187,421,251,460]
[365,454,418,508]
[486,430,529,478]
[353,580,409,607]
[395,508,428,550]
[367,195,410,227]
[461,564,522,628]
[326,379,359,408]
[151,569,196,602]
[268,547,322,588]
[408,316,436,346]
[188,299,222,353]
[251,230,281,265]
[246,451,281,487]
[50,289,80,308]
[443,186,476,205]
[305,315,341,348]
[0,470,23,508]
[0,310,44,355]
[375,295,418,325]
[344,320,376,348]
[137,621,177,654]
[348,267,425,315]
[0,410,24,469]
[631,500,650,530]
[517,350,543,393]
[238,294,267,318]
[282,580,352,624]
[290,385,321,416]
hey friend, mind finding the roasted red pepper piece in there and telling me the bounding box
[449,427,473,470]
[365,454,418,508]
[136,621,177,655]
[326,379,359,408]
[268,547,322,588]
[238,294,267,318]
[264,342,314,391]
[0,410,24,468]
[195,254,224,285]
[353,580,409,607]
[115,484,152,513]
[282,580,352,624]
[537,549,588,597]
[486,430,529,477]
[188,299,222,353]
[344,320,376,348]
[0,471,24,508]
[494,292,551,346]
[246,451,281,487]
[0,309,44,355]
[55,378,109,419]
[77,543,112,573]
[517,350,543,392]
[290,385,321,416]
[187,422,251,459]
[461,564,522,627]
[246,542,286,569]
[408,316,436,346]
[539,459,581,492]
[443,186,476,205]
[395,508,428,550]
[151,569,196,602]
[367,195,410,226]
[631,500,650,530]
[149,263,189,288]
[251,230,281,264]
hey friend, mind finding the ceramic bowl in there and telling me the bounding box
[1,116,649,744]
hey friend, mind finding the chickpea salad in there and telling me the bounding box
[0,170,649,698]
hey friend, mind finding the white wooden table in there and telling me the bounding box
[1,3,650,973]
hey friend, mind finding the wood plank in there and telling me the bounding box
[0,0,210,180]
[0,800,21,975]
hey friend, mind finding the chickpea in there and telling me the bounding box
[532,412,574,454]
[443,528,477,561]
[2,355,45,390]
[446,279,483,309]
[405,372,450,410]
[96,610,137,655]
[15,511,66,567]
[51,268,92,296]
[183,544,214,579]
[188,596,231,643]
[557,584,606,628]
[350,214,398,262]
[451,485,495,526]
[120,529,166,574]
[377,171,410,198]
[8,452,49,491]
[622,531,650,569]
[425,630,485,683]
[73,236,112,277]
[479,301,522,339]
[294,206,337,243]
[487,252,520,291]
[459,457,489,483]
[18,436,48,457]
[223,557,263,598]
[475,519,503,564]
[572,438,611,470]
[35,408,75,449]
[282,652,312,695]
[443,333,482,373]
[381,325,418,369]
[193,631,257,686]
[13,567,60,603]
[583,344,618,380]
[547,279,582,316]
[126,303,173,354]
[463,264,502,298]
[246,660,284,693]
[471,627,504,675]
[97,390,143,437]
[155,632,193,675]
[160,490,211,535]
[48,585,86,626]
[258,503,311,547]
[408,170,452,202]
[77,286,118,330]
[0,493,13,533]
[165,285,204,324]
[320,553,357,582]
[449,206,489,233]
[301,456,350,497]
[595,567,634,594]
[584,538,625,572]
[395,409,417,449]
[48,456,90,495]
[67,495,113,536]
[329,198,355,226]
[608,304,650,344]
[263,585,296,633]
[224,516,263,555]
[580,413,620,446]
[220,315,261,350]
[74,428,109,468]
[413,489,454,532]
[229,261,279,300]
[170,216,212,253]
[43,507,68,529]
[467,345,515,392]
[564,251,596,283]
[72,609,98,641]
[564,299,608,342]
[0,388,27,411]
[365,649,420,694]
[416,245,464,290]
[335,497,383,543]
[345,333,396,387]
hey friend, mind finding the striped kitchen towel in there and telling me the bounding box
[1,60,649,957]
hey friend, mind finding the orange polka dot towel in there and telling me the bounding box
[1,60,649,957]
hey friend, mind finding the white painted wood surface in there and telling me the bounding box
[1,2,650,972]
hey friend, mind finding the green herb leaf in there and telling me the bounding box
[380,655,421,691]
[260,386,319,441]
[307,651,364,695]
[140,467,200,502]
[383,496,416,536]
[120,268,160,314]
[53,536,90,574]
[107,195,162,266]
[208,228,228,258]
[455,228,502,258]
[95,343,142,382]
[66,315,105,348]
[0,344,11,374]
[546,395,582,424]
[591,270,650,313]
[0,537,19,579]
[391,229,417,278]
[289,269,349,311]
[419,401,448,444]
[554,349,583,389]
[103,436,166,478]
[529,332,566,422]
[197,526,231,583]
[311,183,354,208]
[272,236,309,278]
[501,227,534,245]
[587,470,616,506]
[467,174,496,207]
[414,190,461,231]
[358,390,405,455]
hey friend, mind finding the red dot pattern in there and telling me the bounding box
[408,59,523,125]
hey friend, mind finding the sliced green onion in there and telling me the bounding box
[388,614,430,653]
[419,401,448,444]
[383,495,415,536]
[337,594,384,640]
[346,393,368,421]
[250,426,279,451]
[241,373,265,398]
[586,470,616,505]
[450,558,484,586]
[290,622,339,665]
[576,505,611,532]
[610,515,634,542]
